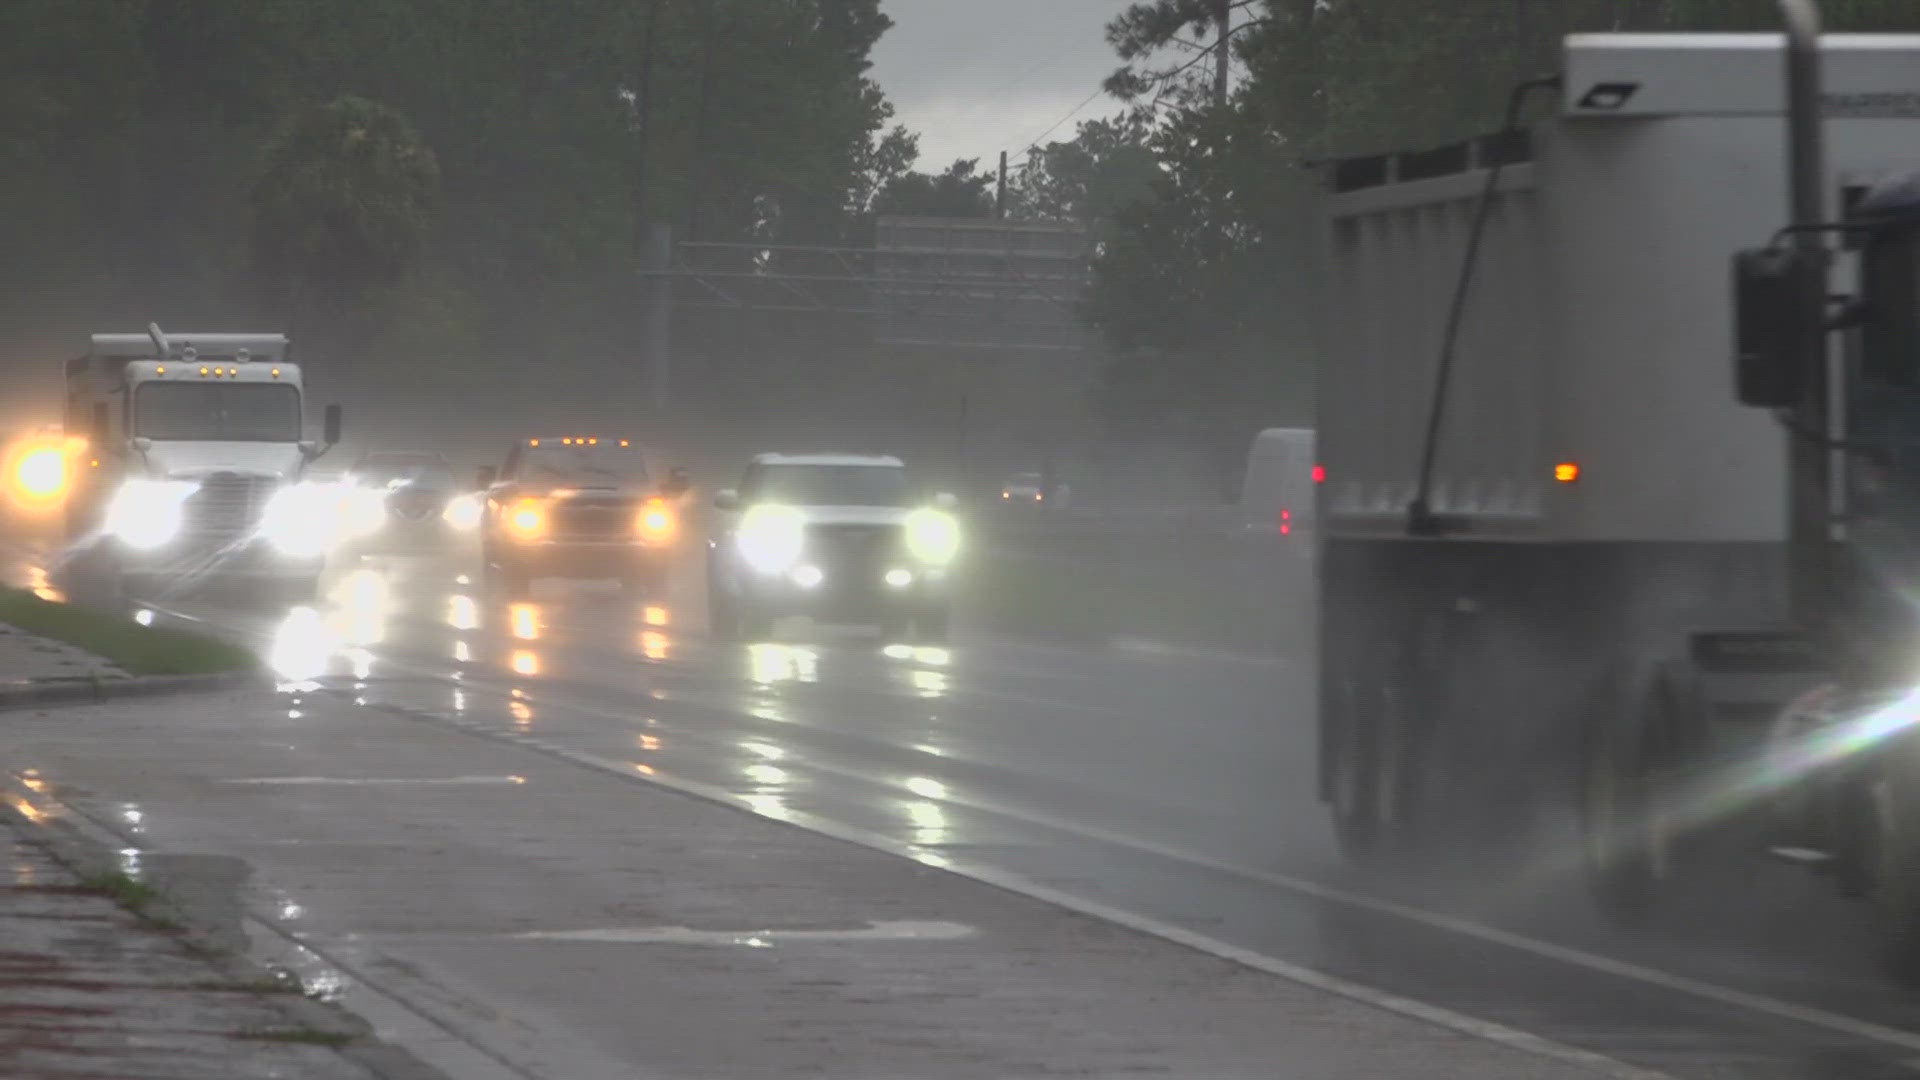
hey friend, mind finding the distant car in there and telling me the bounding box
[341,451,475,556]
[999,472,1046,507]
[480,437,687,597]
[706,453,959,641]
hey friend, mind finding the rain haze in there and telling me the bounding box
[11,4,1920,1080]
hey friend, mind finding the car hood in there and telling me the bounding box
[143,441,302,482]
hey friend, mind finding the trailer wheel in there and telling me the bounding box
[1582,663,1700,927]
[1867,756,1920,984]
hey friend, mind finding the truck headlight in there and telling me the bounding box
[443,493,483,531]
[260,483,336,557]
[637,497,677,544]
[737,504,804,573]
[905,508,960,564]
[505,498,547,541]
[105,479,199,550]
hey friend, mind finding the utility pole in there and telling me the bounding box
[1212,0,1231,108]
[995,151,1008,219]
[630,0,660,252]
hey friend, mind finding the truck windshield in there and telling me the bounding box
[134,383,301,442]
[744,464,911,507]
[521,445,648,484]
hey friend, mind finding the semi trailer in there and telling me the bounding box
[1314,9,1920,971]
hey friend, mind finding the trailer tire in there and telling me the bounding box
[1581,662,1703,928]
[1867,752,1920,985]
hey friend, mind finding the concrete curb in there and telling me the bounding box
[0,669,261,711]
[0,771,451,1080]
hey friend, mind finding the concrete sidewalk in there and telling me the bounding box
[0,814,378,1080]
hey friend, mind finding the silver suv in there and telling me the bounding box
[707,454,959,641]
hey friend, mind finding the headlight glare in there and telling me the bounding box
[105,479,198,550]
[443,494,483,531]
[637,498,676,544]
[505,498,547,541]
[737,504,805,573]
[905,508,961,564]
[260,483,335,557]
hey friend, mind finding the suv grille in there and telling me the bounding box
[806,523,904,574]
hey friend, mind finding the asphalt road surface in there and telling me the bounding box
[11,532,1920,1079]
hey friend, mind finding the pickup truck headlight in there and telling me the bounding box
[737,504,804,573]
[637,497,677,544]
[905,508,961,564]
[260,483,337,557]
[504,498,548,542]
[105,479,199,550]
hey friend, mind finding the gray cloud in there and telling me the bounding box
[869,0,1130,168]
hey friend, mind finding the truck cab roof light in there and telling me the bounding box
[155,366,166,375]
[199,367,209,376]
[1554,462,1581,483]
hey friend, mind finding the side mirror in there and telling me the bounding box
[934,491,958,511]
[664,466,691,495]
[90,402,109,448]
[1733,247,1824,408]
[713,488,739,510]
[1862,226,1920,388]
[477,466,498,489]
[323,403,343,446]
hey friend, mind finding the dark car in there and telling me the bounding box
[341,450,476,555]
[480,437,688,597]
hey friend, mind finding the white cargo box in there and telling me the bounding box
[1319,33,1920,545]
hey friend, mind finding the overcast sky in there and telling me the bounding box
[868,0,1131,172]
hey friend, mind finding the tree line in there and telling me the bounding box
[1018,0,1920,466]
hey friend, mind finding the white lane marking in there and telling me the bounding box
[222,775,527,786]
[513,920,976,945]
[394,718,1668,1080]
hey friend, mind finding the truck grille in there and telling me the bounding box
[551,497,633,539]
[181,474,272,541]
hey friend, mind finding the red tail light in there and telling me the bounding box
[1311,464,1326,484]
[1280,508,1292,536]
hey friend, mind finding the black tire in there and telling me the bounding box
[1581,663,1701,928]
[1866,750,1920,984]
[707,582,740,641]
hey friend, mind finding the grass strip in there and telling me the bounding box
[0,586,256,675]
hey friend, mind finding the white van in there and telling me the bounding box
[1239,428,1315,538]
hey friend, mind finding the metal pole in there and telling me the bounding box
[1777,0,1835,630]
[996,151,1008,219]
[643,223,673,413]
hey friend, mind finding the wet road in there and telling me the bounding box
[14,534,1920,1078]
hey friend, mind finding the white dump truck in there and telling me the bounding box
[64,325,348,599]
[1314,12,1920,975]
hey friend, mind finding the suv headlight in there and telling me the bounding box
[905,508,960,564]
[260,483,337,557]
[105,479,199,550]
[737,504,804,573]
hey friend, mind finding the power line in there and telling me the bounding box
[1022,85,1109,154]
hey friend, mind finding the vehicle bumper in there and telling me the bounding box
[108,536,325,582]
[352,516,468,555]
[489,539,671,578]
[734,563,951,617]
